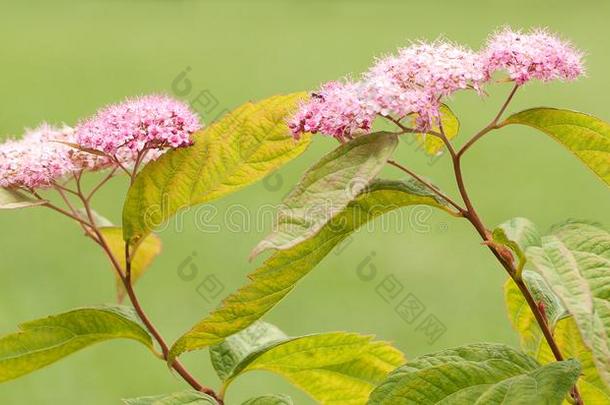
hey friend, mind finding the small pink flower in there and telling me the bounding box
[0,124,77,189]
[481,28,585,85]
[368,41,485,97]
[363,40,484,130]
[75,95,201,167]
[289,40,485,138]
[288,81,374,141]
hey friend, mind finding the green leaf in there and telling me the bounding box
[524,221,610,388]
[210,321,287,381]
[505,270,569,356]
[122,391,218,404]
[501,108,610,187]
[368,343,580,405]
[251,132,399,258]
[122,92,311,243]
[543,319,610,403]
[505,271,610,402]
[99,227,162,302]
[496,217,542,252]
[494,216,542,282]
[0,188,46,209]
[498,217,542,251]
[241,394,293,405]
[211,322,404,405]
[0,306,154,382]
[491,228,524,273]
[169,179,455,360]
[414,104,460,155]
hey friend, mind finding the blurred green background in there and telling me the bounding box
[1,0,610,403]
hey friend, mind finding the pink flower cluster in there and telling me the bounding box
[288,81,374,141]
[367,42,485,98]
[0,95,201,190]
[482,28,584,85]
[76,95,201,165]
[0,124,77,189]
[289,28,584,140]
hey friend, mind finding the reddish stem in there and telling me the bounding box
[444,90,583,405]
[39,174,222,403]
[391,83,583,404]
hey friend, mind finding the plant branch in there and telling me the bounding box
[379,113,444,138]
[119,241,221,401]
[53,185,101,243]
[385,115,411,132]
[86,167,118,202]
[30,187,93,232]
[76,175,222,405]
[119,270,216,399]
[130,148,152,185]
[381,114,466,213]
[112,156,132,177]
[452,158,584,405]
[457,83,519,158]
[42,174,222,402]
[40,201,94,230]
[447,95,584,404]
[125,244,132,282]
[54,186,79,214]
[436,117,458,159]
[74,173,126,277]
[387,159,465,214]
[52,181,81,197]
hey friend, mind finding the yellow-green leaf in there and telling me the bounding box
[504,271,568,355]
[210,321,287,381]
[414,104,460,155]
[211,322,404,405]
[242,394,293,405]
[496,217,542,252]
[525,222,610,388]
[122,93,311,243]
[251,132,399,258]
[0,188,46,210]
[500,218,610,401]
[540,319,610,402]
[368,343,580,405]
[501,108,610,187]
[0,306,154,382]
[169,179,456,361]
[99,227,162,302]
[505,271,610,403]
[492,217,541,277]
[122,390,219,404]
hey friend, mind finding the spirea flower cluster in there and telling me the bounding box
[0,124,77,189]
[288,81,374,141]
[76,95,200,159]
[0,95,201,189]
[482,28,584,85]
[289,27,585,140]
